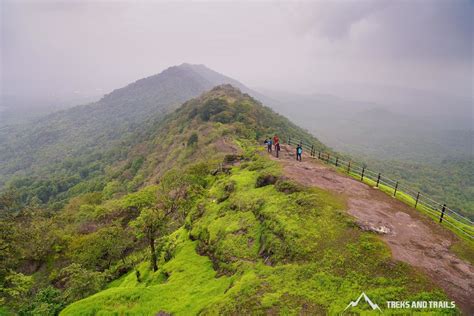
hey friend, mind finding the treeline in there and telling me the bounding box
[361,157,474,219]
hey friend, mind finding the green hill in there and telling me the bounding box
[0,64,260,205]
[1,85,459,315]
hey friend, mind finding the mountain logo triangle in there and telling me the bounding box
[343,292,383,313]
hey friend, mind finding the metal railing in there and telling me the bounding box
[286,136,473,239]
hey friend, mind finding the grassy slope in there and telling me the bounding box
[62,146,455,315]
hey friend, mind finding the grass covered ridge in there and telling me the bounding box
[61,148,455,315]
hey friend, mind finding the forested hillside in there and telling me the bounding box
[0,64,259,210]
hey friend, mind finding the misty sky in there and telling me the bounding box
[1,0,473,100]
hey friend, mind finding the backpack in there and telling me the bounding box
[297,147,302,154]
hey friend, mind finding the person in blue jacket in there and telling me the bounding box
[266,136,273,153]
[296,144,302,161]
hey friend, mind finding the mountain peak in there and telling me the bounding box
[177,62,209,69]
[163,62,209,74]
[99,63,251,108]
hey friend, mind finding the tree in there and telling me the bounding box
[130,207,166,271]
[19,286,65,316]
[15,213,60,272]
[0,217,19,280]
[0,271,33,310]
[57,263,107,303]
[0,190,21,213]
[68,225,133,271]
[157,170,194,222]
[130,170,195,271]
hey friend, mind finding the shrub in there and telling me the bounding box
[213,111,235,123]
[255,174,278,188]
[199,98,229,121]
[224,180,236,193]
[275,179,302,194]
[224,154,242,164]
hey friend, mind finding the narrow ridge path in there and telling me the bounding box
[270,144,474,314]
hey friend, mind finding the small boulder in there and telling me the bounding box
[358,222,392,234]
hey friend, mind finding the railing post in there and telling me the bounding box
[394,181,398,197]
[327,153,330,163]
[347,161,351,173]
[288,136,290,145]
[318,151,321,159]
[335,157,339,167]
[376,173,381,187]
[311,144,314,157]
[439,204,446,223]
[415,192,420,208]
[360,167,365,181]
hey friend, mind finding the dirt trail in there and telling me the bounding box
[270,144,474,314]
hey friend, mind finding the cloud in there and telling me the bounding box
[1,0,472,99]
[291,0,391,40]
[293,0,473,62]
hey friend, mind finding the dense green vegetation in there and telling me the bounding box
[360,157,474,219]
[0,84,469,315]
[0,85,330,314]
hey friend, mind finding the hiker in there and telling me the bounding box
[266,136,273,153]
[273,134,279,146]
[273,134,280,158]
[296,144,302,161]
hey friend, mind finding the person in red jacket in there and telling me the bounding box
[273,134,279,146]
[273,134,280,158]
